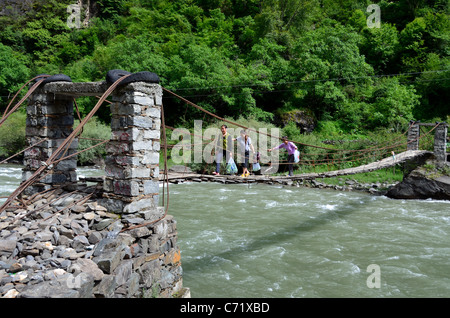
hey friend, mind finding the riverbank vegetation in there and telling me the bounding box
[0,0,448,182]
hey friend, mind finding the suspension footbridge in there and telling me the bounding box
[0,72,448,213]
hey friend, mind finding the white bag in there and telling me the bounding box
[294,150,300,163]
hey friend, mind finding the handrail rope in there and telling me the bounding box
[418,125,436,149]
[1,75,50,121]
[161,125,412,171]
[159,121,435,172]
[163,117,414,161]
[0,138,49,165]
[163,113,440,165]
[292,122,439,167]
[161,121,414,172]
[50,93,111,171]
[3,140,106,208]
[50,139,109,166]
[73,97,84,135]
[0,77,48,128]
[1,80,441,213]
[12,185,94,223]
[181,120,437,167]
[162,86,417,155]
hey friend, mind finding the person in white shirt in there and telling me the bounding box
[235,130,255,177]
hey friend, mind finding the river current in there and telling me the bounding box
[1,164,449,298]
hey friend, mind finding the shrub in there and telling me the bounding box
[0,111,26,159]
[75,117,111,166]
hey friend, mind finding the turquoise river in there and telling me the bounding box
[1,164,449,298]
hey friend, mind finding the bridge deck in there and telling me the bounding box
[162,150,432,182]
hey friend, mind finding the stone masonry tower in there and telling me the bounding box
[23,76,163,216]
[20,73,186,298]
[102,82,162,217]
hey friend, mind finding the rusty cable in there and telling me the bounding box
[1,75,50,122]
[0,74,131,214]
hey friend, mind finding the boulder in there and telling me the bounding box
[386,160,450,200]
[276,109,316,133]
[386,175,450,200]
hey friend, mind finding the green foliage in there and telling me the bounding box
[361,23,400,73]
[97,0,127,20]
[288,22,374,121]
[74,117,111,165]
[315,121,344,137]
[0,111,26,158]
[0,43,30,112]
[0,0,447,136]
[368,77,419,130]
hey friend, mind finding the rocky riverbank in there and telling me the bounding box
[0,182,188,298]
[386,159,450,200]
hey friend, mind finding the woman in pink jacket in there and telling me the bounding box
[268,136,298,176]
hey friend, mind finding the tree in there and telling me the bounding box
[0,43,30,113]
[289,22,374,120]
[399,17,428,71]
[361,23,400,73]
[413,54,450,120]
[368,77,419,130]
[253,0,321,44]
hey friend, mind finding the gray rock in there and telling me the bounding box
[72,235,90,252]
[128,226,151,239]
[88,232,102,244]
[93,275,116,298]
[8,262,22,273]
[386,161,450,200]
[127,272,140,297]
[18,281,77,298]
[94,244,126,274]
[0,239,16,254]
[94,219,115,231]
[35,231,53,242]
[113,259,132,286]
[0,261,10,270]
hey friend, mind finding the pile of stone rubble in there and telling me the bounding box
[0,183,187,298]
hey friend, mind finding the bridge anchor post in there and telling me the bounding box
[23,86,78,194]
[434,123,448,162]
[407,121,420,151]
[101,82,163,218]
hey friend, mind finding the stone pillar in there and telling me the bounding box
[434,123,448,162]
[103,82,162,219]
[23,88,78,194]
[407,121,420,151]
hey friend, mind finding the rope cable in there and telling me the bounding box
[0,74,131,214]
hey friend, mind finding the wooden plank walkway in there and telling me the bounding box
[162,150,432,183]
